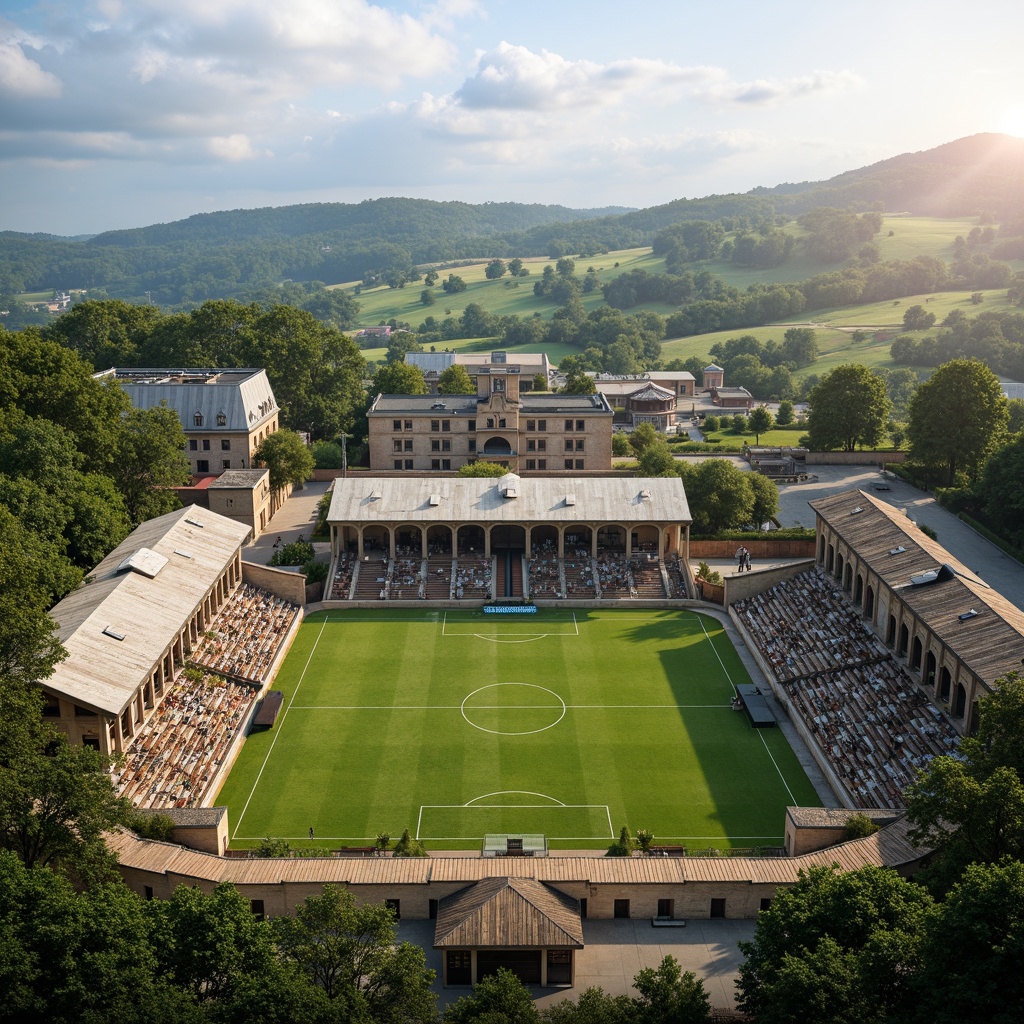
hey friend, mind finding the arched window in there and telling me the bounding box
[216,410,227,426]
[193,411,204,427]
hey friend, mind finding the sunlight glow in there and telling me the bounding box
[997,107,1024,138]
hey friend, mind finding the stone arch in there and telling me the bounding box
[481,435,515,457]
[887,613,897,646]
[865,585,875,619]
[953,683,967,719]
[632,525,659,555]
[362,525,389,555]
[597,525,626,553]
[842,562,853,592]
[427,524,453,556]
[818,533,827,564]
[394,524,422,557]
[939,665,952,702]
[490,524,526,551]
[826,543,835,573]
[836,552,845,582]
[968,699,980,736]
[911,635,923,671]
[564,526,593,556]
[898,622,909,658]
[925,650,936,691]
[457,525,485,556]
[529,525,558,555]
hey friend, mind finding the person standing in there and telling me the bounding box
[736,546,746,572]
[309,826,314,840]
[743,549,752,572]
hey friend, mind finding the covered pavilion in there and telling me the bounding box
[326,473,692,563]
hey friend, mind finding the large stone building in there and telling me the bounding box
[407,350,552,393]
[95,367,280,477]
[368,366,613,473]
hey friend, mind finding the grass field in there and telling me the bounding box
[215,608,821,851]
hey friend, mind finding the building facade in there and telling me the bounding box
[95,368,280,477]
[407,350,551,394]
[367,368,613,473]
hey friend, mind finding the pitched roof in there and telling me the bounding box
[811,489,1024,687]
[434,877,583,948]
[626,382,675,402]
[326,474,690,525]
[45,506,250,716]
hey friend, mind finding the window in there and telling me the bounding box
[202,439,211,451]
[189,440,198,451]
[221,439,231,450]
[759,898,773,912]
[144,886,154,901]
[526,419,536,431]
[447,951,472,986]
[404,459,413,469]
[431,459,441,470]
[394,440,403,453]
[492,377,505,393]
[442,459,451,470]
[547,950,572,986]
[498,418,506,428]
[404,439,413,451]
[537,439,546,452]
[486,418,495,429]
[42,695,60,718]
[537,419,546,431]
[222,460,231,470]
[429,899,438,920]
[575,439,585,451]
[527,440,536,452]
[404,420,413,431]
[710,898,726,918]
[442,439,451,452]
[580,898,587,919]
[216,411,227,426]
[385,899,400,919]
[431,439,440,452]
[197,460,209,473]
[526,459,536,470]
[614,899,630,919]
[538,459,546,469]
[394,460,403,470]
[431,419,440,432]
[250,899,265,921]
[576,419,585,431]
[575,459,584,470]
[658,899,674,919]
[565,459,574,469]
[442,420,451,431]
[193,412,204,426]
[468,439,476,452]
[565,439,574,451]
[565,419,574,431]
[468,420,476,431]
[393,419,402,431]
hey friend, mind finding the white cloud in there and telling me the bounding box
[698,70,864,106]
[0,40,62,98]
[208,133,262,161]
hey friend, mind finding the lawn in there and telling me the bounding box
[215,607,821,851]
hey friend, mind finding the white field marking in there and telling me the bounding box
[757,730,799,804]
[461,682,566,735]
[697,614,738,692]
[287,703,732,710]
[416,802,612,840]
[605,805,614,838]
[233,612,330,838]
[464,790,567,806]
[472,633,549,644]
[231,831,785,844]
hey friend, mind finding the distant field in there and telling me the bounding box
[215,608,820,851]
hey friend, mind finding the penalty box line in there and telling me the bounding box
[442,611,579,637]
[416,802,614,841]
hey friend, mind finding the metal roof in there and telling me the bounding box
[368,393,612,414]
[98,368,278,433]
[45,506,251,717]
[327,474,690,525]
[811,489,1024,687]
[434,877,583,948]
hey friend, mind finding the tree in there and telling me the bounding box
[629,422,659,455]
[775,400,794,426]
[611,433,631,457]
[632,956,710,1024]
[677,460,754,534]
[781,327,818,367]
[736,864,932,1024]
[485,259,507,280]
[436,365,474,395]
[807,365,891,452]
[746,472,780,527]
[420,289,435,307]
[747,406,774,444]
[730,413,748,434]
[253,430,315,493]
[442,274,467,294]
[373,361,426,395]
[274,885,436,1019]
[391,827,428,855]
[456,462,507,478]
[907,358,1008,485]
[978,434,1024,547]
[43,298,163,368]
[561,372,596,395]
[902,304,937,330]
[111,405,191,527]
[508,258,525,277]
[637,438,675,476]
[445,967,539,1024]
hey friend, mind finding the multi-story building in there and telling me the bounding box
[367,365,612,473]
[95,367,280,476]
[406,350,551,394]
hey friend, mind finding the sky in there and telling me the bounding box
[1,0,1023,236]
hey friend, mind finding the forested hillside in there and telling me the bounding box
[2,134,1022,308]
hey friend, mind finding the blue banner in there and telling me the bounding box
[483,605,538,614]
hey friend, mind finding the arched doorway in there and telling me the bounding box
[482,435,515,457]
[395,525,422,557]
[843,563,852,591]
[427,524,453,556]
[898,623,909,658]
[491,525,526,600]
[887,614,897,646]
[854,575,864,604]
[564,527,592,557]
[491,525,526,551]
[953,683,967,719]
[530,525,557,556]
[363,525,389,555]
[865,585,875,619]
[911,635,923,672]
[968,700,980,736]
[925,650,936,691]
[632,525,659,556]
[818,534,826,564]
[826,544,835,572]
[836,552,845,582]
[939,666,952,702]
[597,525,625,554]
[457,525,485,556]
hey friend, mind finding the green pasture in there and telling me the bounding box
[216,608,820,851]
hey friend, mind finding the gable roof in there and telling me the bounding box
[434,876,583,948]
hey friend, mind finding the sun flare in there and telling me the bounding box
[997,107,1024,138]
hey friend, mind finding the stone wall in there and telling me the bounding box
[805,451,906,466]
[690,539,816,559]
[241,562,308,606]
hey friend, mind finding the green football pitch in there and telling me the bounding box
[215,608,822,851]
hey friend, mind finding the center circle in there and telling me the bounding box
[460,682,566,736]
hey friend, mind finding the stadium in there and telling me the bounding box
[39,473,1024,988]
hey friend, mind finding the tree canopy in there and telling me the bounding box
[807,365,891,452]
[436,365,474,395]
[253,430,315,493]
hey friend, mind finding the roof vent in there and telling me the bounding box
[429,494,440,507]
[369,487,382,501]
[173,549,193,559]
[503,484,519,499]
[102,626,126,642]
[184,516,205,528]
[958,609,979,621]
[910,570,940,586]
[850,506,864,515]
[565,493,576,507]
[116,548,169,579]
[889,546,906,555]
[639,488,651,501]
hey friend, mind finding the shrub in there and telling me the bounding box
[918,523,938,541]
[695,561,723,585]
[607,825,635,856]
[270,540,315,566]
[254,837,293,858]
[127,811,176,841]
[635,828,654,854]
[731,414,749,433]
[303,559,328,585]
[311,440,344,469]
[703,415,719,432]
[843,813,880,840]
[393,828,427,857]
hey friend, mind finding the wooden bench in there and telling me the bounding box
[649,845,687,857]
[332,846,376,857]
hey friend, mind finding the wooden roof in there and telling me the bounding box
[106,814,926,889]
[434,877,583,949]
[811,490,1024,687]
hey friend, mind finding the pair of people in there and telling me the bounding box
[735,546,752,572]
